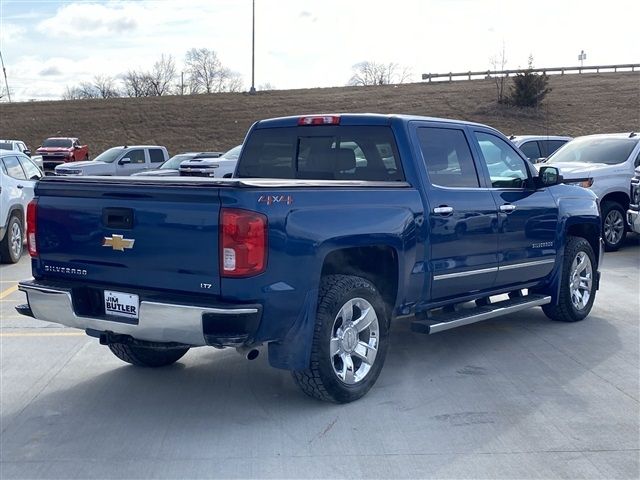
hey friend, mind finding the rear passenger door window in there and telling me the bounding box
[149,149,165,163]
[518,141,541,160]
[542,140,567,157]
[416,127,479,188]
[475,132,530,188]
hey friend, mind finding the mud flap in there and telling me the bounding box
[267,289,318,371]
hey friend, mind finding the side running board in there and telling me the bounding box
[411,294,551,334]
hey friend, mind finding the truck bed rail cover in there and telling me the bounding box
[38,176,411,188]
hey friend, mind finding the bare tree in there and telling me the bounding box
[258,82,276,91]
[184,48,241,93]
[148,54,176,96]
[92,75,120,98]
[489,42,508,103]
[0,84,11,102]
[62,85,83,100]
[348,61,411,86]
[122,70,153,97]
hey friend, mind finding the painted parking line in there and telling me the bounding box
[0,285,19,300]
[0,331,84,337]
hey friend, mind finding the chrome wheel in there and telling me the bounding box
[330,297,379,385]
[569,251,592,311]
[603,209,624,246]
[10,221,22,259]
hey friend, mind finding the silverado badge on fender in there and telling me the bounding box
[103,234,135,252]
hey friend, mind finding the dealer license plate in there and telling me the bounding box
[104,290,140,320]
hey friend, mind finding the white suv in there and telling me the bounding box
[0,151,43,263]
[544,132,640,251]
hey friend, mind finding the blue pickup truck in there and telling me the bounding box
[17,114,603,403]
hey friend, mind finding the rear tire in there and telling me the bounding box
[542,236,597,322]
[108,342,189,367]
[292,274,389,403]
[601,201,626,251]
[0,214,23,264]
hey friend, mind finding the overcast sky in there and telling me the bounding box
[1,0,639,101]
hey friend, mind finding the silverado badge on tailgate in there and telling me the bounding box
[103,234,135,252]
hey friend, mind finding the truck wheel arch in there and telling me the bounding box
[320,245,400,320]
[600,191,630,211]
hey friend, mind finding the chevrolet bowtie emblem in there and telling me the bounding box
[103,234,135,252]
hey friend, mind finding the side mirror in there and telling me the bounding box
[118,158,131,165]
[24,149,31,156]
[538,166,562,187]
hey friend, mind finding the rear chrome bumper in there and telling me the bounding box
[18,280,261,347]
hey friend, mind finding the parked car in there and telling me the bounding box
[179,146,241,178]
[36,137,89,174]
[628,166,640,234]
[544,132,640,251]
[55,145,169,176]
[510,135,572,163]
[0,151,43,263]
[0,139,31,156]
[17,114,603,403]
[132,152,222,177]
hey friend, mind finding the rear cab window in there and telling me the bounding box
[236,125,405,181]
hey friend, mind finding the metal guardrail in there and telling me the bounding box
[421,63,640,82]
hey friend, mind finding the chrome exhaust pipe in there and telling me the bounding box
[236,346,260,360]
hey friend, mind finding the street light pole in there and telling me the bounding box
[249,0,256,94]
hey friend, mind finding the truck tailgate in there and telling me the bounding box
[33,178,222,296]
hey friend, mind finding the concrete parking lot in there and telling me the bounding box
[1,238,638,479]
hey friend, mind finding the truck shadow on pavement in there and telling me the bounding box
[2,306,631,472]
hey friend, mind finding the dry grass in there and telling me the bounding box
[1,73,638,156]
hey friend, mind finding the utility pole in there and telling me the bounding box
[249,0,256,94]
[181,71,184,95]
[0,49,11,102]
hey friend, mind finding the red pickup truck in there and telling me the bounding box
[36,137,89,174]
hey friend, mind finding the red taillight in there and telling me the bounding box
[298,115,341,126]
[220,208,267,277]
[27,199,38,257]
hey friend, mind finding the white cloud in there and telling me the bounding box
[37,2,142,38]
[0,24,26,44]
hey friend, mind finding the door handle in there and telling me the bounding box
[499,204,517,213]
[433,206,454,215]
[17,185,24,189]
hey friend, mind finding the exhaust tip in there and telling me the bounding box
[246,349,259,361]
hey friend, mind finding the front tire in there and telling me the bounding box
[292,275,389,403]
[542,236,597,322]
[0,215,23,264]
[601,201,626,251]
[109,342,189,367]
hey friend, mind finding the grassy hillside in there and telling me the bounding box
[1,73,638,156]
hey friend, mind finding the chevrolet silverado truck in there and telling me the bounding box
[36,137,89,174]
[17,114,603,403]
